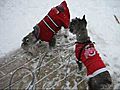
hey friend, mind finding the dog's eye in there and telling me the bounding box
[25,38,29,42]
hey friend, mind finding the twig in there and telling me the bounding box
[114,15,120,24]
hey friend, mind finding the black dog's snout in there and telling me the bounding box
[22,42,27,45]
[21,37,29,46]
[69,28,73,33]
[69,21,75,33]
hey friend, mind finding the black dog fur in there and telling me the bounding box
[69,15,113,90]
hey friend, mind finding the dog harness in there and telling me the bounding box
[75,41,106,76]
[36,1,70,42]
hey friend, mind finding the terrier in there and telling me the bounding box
[21,1,70,54]
[69,15,113,90]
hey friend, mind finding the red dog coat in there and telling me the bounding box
[36,1,70,42]
[75,42,106,76]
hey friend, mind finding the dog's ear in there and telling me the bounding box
[82,15,87,26]
[82,15,86,21]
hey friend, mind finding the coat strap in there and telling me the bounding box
[43,19,56,34]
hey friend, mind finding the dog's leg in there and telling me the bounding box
[76,60,83,74]
[63,29,69,43]
[76,61,82,71]
[49,35,56,50]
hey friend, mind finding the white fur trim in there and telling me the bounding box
[87,67,108,80]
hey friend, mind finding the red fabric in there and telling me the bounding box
[37,1,70,42]
[75,43,106,76]
[58,1,70,28]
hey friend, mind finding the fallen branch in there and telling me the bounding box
[114,15,120,24]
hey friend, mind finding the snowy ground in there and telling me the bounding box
[0,0,120,89]
[0,33,88,89]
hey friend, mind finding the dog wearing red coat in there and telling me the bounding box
[69,15,113,90]
[21,1,70,53]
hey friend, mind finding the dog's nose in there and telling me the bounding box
[21,42,28,48]
[22,42,27,45]
[21,42,28,50]
[21,43,24,49]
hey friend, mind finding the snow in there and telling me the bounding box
[0,0,120,89]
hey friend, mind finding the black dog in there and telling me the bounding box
[69,15,113,90]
